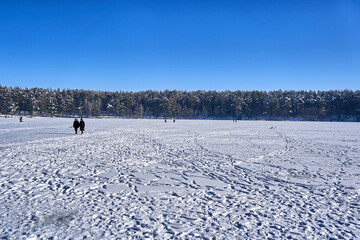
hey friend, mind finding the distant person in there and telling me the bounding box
[19,116,23,122]
[79,118,85,134]
[164,119,167,123]
[173,119,175,123]
[73,118,80,134]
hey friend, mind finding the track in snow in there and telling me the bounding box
[0,118,359,239]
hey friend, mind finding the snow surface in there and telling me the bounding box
[0,117,360,239]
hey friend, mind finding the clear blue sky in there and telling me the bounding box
[1,0,359,92]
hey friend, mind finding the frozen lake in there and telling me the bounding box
[0,117,360,239]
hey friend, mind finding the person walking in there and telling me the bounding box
[73,118,80,134]
[79,118,85,134]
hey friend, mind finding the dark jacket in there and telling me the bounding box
[79,119,85,131]
[73,120,80,129]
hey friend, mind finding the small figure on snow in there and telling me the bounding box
[79,118,85,134]
[19,116,23,122]
[73,118,80,134]
[164,119,167,123]
[173,119,175,123]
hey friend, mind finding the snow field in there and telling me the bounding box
[0,118,359,239]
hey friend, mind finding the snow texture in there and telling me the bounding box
[0,117,359,239]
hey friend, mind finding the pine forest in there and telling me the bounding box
[0,85,359,121]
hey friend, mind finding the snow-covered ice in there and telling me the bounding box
[0,117,359,239]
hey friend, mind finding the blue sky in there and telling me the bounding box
[1,0,359,92]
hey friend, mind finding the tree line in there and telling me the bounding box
[0,85,359,121]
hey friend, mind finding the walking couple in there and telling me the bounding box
[73,118,85,134]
